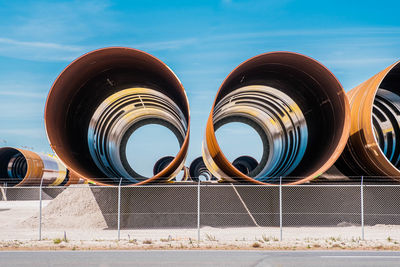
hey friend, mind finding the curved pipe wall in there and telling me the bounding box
[335,61,400,179]
[0,147,69,186]
[202,52,350,184]
[45,47,190,185]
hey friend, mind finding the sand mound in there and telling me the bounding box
[22,185,107,229]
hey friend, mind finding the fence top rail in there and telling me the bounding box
[2,183,400,189]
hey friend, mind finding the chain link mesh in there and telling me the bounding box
[0,182,400,242]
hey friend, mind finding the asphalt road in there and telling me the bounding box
[0,250,399,266]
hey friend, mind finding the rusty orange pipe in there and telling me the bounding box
[335,60,400,179]
[202,52,351,184]
[0,147,71,186]
[45,47,190,185]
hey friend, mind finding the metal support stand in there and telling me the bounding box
[361,176,364,241]
[39,178,44,241]
[117,178,122,241]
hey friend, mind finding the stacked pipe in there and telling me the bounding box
[44,47,190,185]
[0,147,72,186]
[335,61,400,180]
[202,52,351,184]
[3,47,400,185]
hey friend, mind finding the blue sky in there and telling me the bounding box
[0,0,400,176]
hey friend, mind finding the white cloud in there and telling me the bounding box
[324,57,396,67]
[0,90,46,99]
[0,37,86,62]
[0,38,82,51]
[132,38,198,51]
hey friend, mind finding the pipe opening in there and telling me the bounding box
[373,64,400,169]
[189,157,216,182]
[153,156,175,177]
[213,85,308,181]
[232,156,258,176]
[0,148,27,186]
[203,52,349,184]
[88,88,187,183]
[7,153,27,179]
[45,48,190,185]
[215,120,263,172]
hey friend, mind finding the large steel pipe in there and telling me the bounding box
[189,156,215,182]
[335,61,400,179]
[0,147,69,186]
[45,47,190,185]
[203,52,350,184]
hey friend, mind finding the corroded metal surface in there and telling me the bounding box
[335,61,400,179]
[45,47,190,185]
[203,52,350,184]
[0,147,68,186]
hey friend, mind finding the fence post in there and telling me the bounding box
[39,177,44,241]
[0,183,7,201]
[361,176,364,241]
[197,180,201,246]
[117,178,122,241]
[279,176,283,241]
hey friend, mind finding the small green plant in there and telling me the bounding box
[127,234,137,243]
[143,239,152,244]
[351,237,359,242]
[329,236,340,242]
[252,242,261,248]
[387,236,393,242]
[160,235,173,242]
[53,238,62,244]
[205,233,217,242]
[72,246,76,251]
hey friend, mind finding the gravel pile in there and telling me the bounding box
[22,185,107,229]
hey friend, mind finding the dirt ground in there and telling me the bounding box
[1,199,400,250]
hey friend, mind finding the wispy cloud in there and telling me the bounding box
[210,27,400,41]
[124,27,400,54]
[132,38,198,51]
[0,37,86,62]
[324,57,396,67]
[0,90,46,99]
[1,26,399,62]
[0,38,82,51]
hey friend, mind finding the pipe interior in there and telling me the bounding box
[189,157,215,182]
[0,148,27,186]
[215,54,347,180]
[87,87,187,183]
[46,49,189,182]
[373,64,400,169]
[213,85,307,182]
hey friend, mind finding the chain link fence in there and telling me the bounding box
[1,179,400,243]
